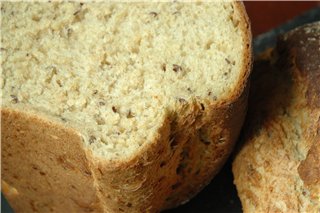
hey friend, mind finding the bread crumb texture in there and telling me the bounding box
[1,2,246,159]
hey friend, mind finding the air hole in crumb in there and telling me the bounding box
[84,170,92,176]
[99,101,105,106]
[178,98,186,103]
[93,90,98,95]
[39,171,46,176]
[118,208,124,212]
[112,106,117,113]
[230,16,240,28]
[126,203,132,208]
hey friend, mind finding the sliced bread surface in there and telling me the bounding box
[1,2,251,212]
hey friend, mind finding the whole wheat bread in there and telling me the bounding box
[1,2,251,212]
[233,22,320,213]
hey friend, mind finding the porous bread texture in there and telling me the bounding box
[232,22,320,213]
[1,2,247,160]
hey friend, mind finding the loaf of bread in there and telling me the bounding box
[233,22,320,213]
[1,2,251,212]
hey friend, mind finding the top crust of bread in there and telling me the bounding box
[233,22,320,213]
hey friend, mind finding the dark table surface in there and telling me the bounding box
[2,7,320,213]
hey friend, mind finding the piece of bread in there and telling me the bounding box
[233,22,320,213]
[1,2,251,212]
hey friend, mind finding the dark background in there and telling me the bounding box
[245,1,319,36]
[2,2,320,213]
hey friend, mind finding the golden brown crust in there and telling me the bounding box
[1,108,105,213]
[233,21,320,213]
[1,2,252,213]
[163,84,249,210]
[298,141,320,186]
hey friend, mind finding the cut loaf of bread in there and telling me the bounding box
[233,22,320,213]
[1,2,251,212]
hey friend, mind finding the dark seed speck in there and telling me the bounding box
[173,64,182,72]
[149,12,158,17]
[10,95,18,103]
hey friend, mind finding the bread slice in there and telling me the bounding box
[1,2,251,212]
[233,22,320,213]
